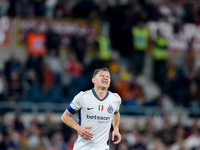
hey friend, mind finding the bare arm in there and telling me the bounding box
[61,109,80,130]
[61,109,93,140]
[112,112,121,145]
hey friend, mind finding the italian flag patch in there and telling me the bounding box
[98,105,103,111]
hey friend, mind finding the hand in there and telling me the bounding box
[112,129,121,145]
[76,126,93,140]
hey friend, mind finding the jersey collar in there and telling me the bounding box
[92,88,109,101]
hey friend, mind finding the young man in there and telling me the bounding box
[61,67,121,150]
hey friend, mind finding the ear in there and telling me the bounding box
[92,78,95,84]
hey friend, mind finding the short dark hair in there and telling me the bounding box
[93,67,110,77]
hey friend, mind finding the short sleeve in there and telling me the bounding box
[67,92,83,114]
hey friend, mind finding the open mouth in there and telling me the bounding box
[101,80,108,84]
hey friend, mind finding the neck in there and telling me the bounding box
[94,86,108,100]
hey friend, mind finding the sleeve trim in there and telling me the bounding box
[67,105,77,114]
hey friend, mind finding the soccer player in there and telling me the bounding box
[61,67,121,150]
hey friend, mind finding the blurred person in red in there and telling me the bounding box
[55,0,69,17]
[63,52,83,77]
[42,63,54,88]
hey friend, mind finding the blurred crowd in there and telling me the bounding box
[0,110,200,150]
[0,0,200,150]
[1,0,200,24]
[0,1,200,150]
[0,110,76,150]
[116,114,200,150]
[0,0,199,108]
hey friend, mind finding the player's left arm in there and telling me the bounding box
[112,112,121,145]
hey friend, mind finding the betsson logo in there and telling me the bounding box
[87,114,110,120]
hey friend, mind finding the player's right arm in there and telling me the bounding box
[61,110,93,140]
[61,92,93,140]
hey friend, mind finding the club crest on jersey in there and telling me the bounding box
[107,105,114,114]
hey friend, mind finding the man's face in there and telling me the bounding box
[92,71,111,89]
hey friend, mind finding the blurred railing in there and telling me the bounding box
[0,101,200,116]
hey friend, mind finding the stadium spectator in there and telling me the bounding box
[186,118,200,137]
[42,63,54,88]
[187,81,200,108]
[0,111,6,136]
[130,21,150,76]
[7,71,22,102]
[43,49,62,85]
[128,129,147,150]
[15,0,34,17]
[26,54,43,85]
[0,0,10,15]
[0,132,7,149]
[70,34,87,63]
[114,72,134,102]
[54,0,76,18]
[151,30,168,91]
[33,0,45,17]
[0,73,8,101]
[14,110,24,133]
[63,52,83,77]
[4,53,21,82]
[22,68,40,94]
[116,139,129,150]
[66,130,76,150]
[45,28,61,56]
[183,43,196,81]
